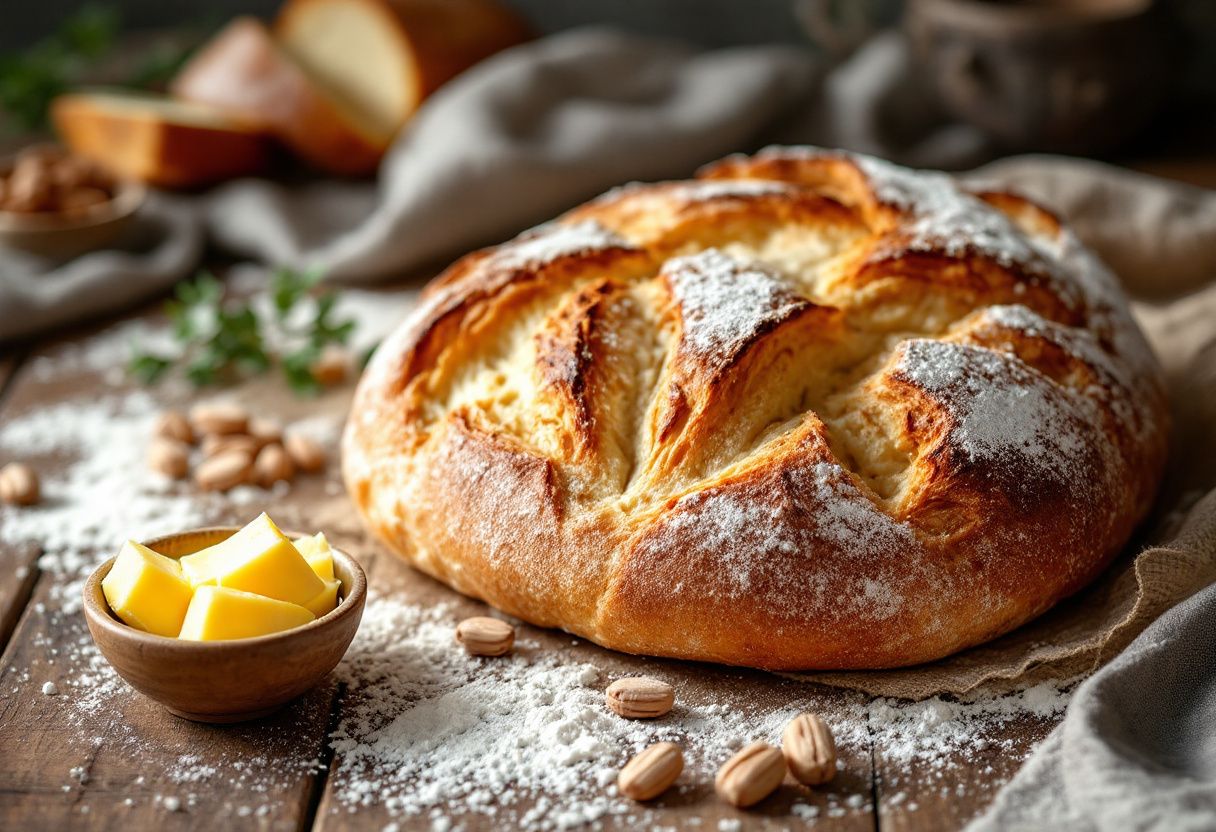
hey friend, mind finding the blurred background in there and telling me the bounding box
[3,0,1214,167]
[3,0,1216,343]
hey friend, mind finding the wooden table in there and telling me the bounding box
[0,281,1063,832]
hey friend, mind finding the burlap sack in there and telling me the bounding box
[797,158,1216,699]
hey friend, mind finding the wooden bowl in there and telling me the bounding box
[82,527,366,723]
[0,173,145,259]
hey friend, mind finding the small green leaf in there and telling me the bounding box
[127,353,172,385]
[358,342,380,370]
[282,346,321,396]
[125,264,354,397]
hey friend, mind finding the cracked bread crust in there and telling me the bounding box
[342,147,1169,670]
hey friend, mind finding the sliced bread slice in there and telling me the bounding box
[275,0,530,142]
[51,91,271,188]
[170,17,386,177]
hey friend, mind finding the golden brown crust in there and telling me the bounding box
[343,146,1169,670]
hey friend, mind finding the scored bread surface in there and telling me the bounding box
[343,147,1168,670]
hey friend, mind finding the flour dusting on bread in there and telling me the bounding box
[664,249,807,370]
[893,339,1095,485]
[344,146,1168,670]
[856,156,1052,270]
[495,220,631,271]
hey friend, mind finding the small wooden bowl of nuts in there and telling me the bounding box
[0,144,145,259]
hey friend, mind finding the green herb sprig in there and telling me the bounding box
[129,268,358,396]
[0,4,198,133]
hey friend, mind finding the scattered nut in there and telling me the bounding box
[16,145,64,169]
[153,410,195,445]
[194,449,254,492]
[248,417,283,446]
[782,712,836,786]
[202,433,261,459]
[455,616,515,656]
[189,402,249,436]
[0,145,116,215]
[148,438,190,480]
[5,158,53,212]
[310,346,350,386]
[715,741,786,808]
[0,462,40,506]
[618,742,684,801]
[605,677,674,719]
[147,405,325,491]
[255,443,295,487]
[284,433,326,473]
[50,155,99,189]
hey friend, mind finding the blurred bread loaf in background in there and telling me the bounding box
[169,16,387,176]
[51,0,530,185]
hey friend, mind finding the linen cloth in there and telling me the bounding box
[0,193,202,341]
[968,579,1216,831]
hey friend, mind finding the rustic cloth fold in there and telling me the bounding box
[968,578,1216,831]
[0,193,202,341]
[203,27,826,281]
[203,29,992,281]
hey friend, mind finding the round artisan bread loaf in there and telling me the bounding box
[343,147,1169,670]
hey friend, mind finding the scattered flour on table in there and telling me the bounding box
[0,285,418,819]
[321,594,1073,829]
[0,389,212,608]
[1,286,1073,827]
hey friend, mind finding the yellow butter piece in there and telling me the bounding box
[303,579,341,617]
[178,586,315,641]
[179,513,324,605]
[101,541,194,638]
[293,532,334,581]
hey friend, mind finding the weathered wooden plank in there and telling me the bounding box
[313,549,879,832]
[0,354,17,391]
[0,353,41,653]
[0,539,38,655]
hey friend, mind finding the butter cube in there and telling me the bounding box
[178,586,315,641]
[179,513,324,605]
[101,541,194,637]
[294,532,334,581]
[303,579,341,617]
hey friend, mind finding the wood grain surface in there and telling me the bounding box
[0,284,1059,831]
